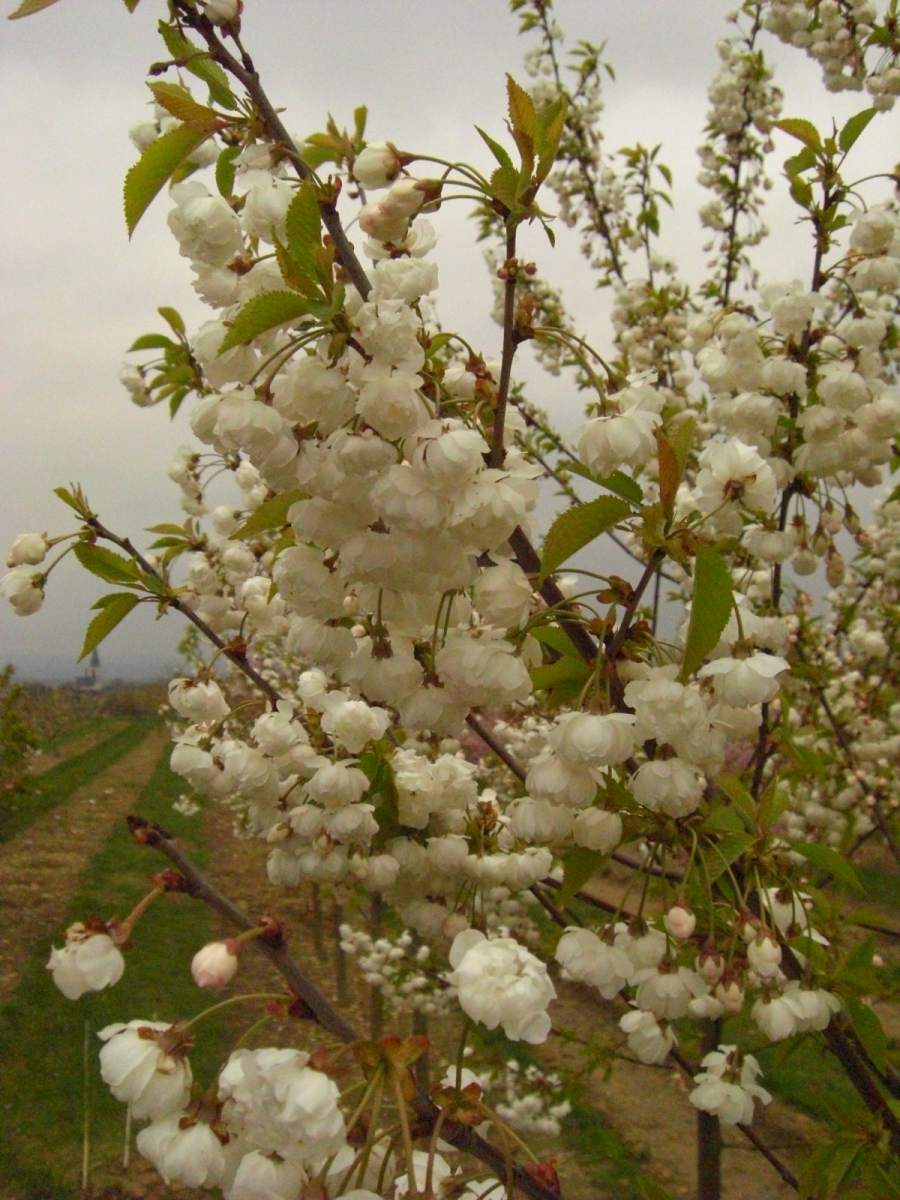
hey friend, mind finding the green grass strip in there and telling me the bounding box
[0,719,155,843]
[0,744,232,1200]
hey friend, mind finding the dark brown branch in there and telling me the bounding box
[466,712,526,781]
[131,817,564,1200]
[88,519,282,708]
[176,3,372,301]
[489,226,519,468]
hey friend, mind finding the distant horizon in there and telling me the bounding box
[4,650,181,685]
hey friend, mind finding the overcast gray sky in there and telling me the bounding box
[1,1,896,680]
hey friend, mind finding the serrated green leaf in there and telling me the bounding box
[776,117,822,149]
[534,94,568,184]
[231,489,306,539]
[124,124,210,236]
[79,593,140,660]
[215,145,240,198]
[283,183,325,289]
[353,105,367,143]
[73,543,139,587]
[128,333,177,352]
[784,145,817,176]
[839,107,877,153]
[558,847,603,907]
[148,82,220,131]
[679,546,732,681]
[844,997,888,1074]
[566,462,643,505]
[8,0,63,17]
[475,125,513,171]
[489,163,521,211]
[540,496,631,581]
[506,74,536,139]
[219,291,314,353]
[793,840,865,894]
[704,831,753,882]
[158,21,238,110]
[286,181,322,253]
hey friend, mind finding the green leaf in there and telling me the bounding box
[148,82,220,131]
[218,291,314,353]
[124,124,210,236]
[558,847,603,907]
[475,125,513,171]
[283,182,325,288]
[530,655,591,693]
[489,164,521,211]
[793,840,865,895]
[789,174,813,209]
[668,416,695,473]
[215,146,241,198]
[844,997,888,1074]
[8,0,63,17]
[73,543,139,587]
[157,306,185,336]
[784,145,817,176]
[715,773,756,828]
[679,546,732,681]
[704,831,753,883]
[128,333,177,352]
[79,593,139,660]
[836,936,881,994]
[507,74,536,136]
[775,117,822,149]
[353,105,367,143]
[534,94,568,183]
[158,21,238,110]
[286,181,321,253]
[53,484,92,517]
[539,496,631,581]
[231,489,305,539]
[839,107,877,153]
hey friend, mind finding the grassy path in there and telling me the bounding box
[0,725,165,1005]
[0,719,155,843]
[0,737,229,1200]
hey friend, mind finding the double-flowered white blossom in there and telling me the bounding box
[98,1020,193,1120]
[447,929,555,1043]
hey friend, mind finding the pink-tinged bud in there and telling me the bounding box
[714,975,745,1014]
[191,940,240,990]
[664,904,696,941]
[696,947,725,985]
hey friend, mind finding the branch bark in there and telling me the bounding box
[130,816,564,1200]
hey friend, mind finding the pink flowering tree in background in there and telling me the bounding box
[4,0,899,1197]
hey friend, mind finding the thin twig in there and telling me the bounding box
[130,817,563,1200]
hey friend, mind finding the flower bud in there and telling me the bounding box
[714,976,745,1014]
[7,532,48,567]
[664,904,697,941]
[191,939,240,989]
[353,142,402,190]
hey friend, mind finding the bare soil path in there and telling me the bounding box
[0,725,166,1005]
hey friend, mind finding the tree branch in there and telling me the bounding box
[87,518,282,708]
[129,816,564,1200]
